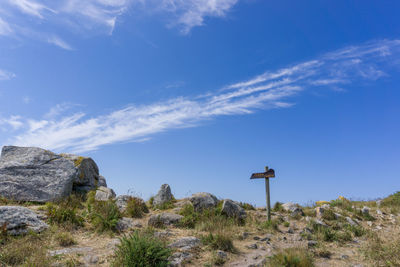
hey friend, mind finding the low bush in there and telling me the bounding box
[46,202,84,227]
[273,202,284,212]
[266,247,314,267]
[257,218,280,232]
[88,200,121,232]
[201,232,235,253]
[239,202,255,210]
[56,232,76,247]
[125,197,149,218]
[112,230,171,267]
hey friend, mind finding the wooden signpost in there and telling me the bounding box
[250,166,275,221]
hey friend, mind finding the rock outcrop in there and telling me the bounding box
[221,199,247,220]
[190,192,218,212]
[0,206,48,235]
[153,184,174,207]
[0,146,105,202]
[148,213,183,227]
[282,202,304,217]
[94,186,116,201]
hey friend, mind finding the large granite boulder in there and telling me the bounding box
[153,184,174,207]
[0,206,48,235]
[0,146,102,202]
[221,199,247,220]
[190,192,218,212]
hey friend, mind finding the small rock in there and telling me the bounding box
[148,213,183,227]
[247,243,258,249]
[287,227,294,234]
[346,217,358,226]
[367,221,373,227]
[168,237,200,250]
[376,209,383,216]
[308,240,318,247]
[116,217,142,232]
[168,252,193,267]
[84,255,99,264]
[216,250,227,260]
[253,236,261,240]
[153,184,174,207]
[241,232,250,239]
[362,206,370,216]
[282,202,304,217]
[98,175,107,187]
[95,186,115,201]
[341,254,349,260]
[48,247,93,257]
[107,239,121,249]
[190,192,218,212]
[115,195,133,212]
[154,230,172,239]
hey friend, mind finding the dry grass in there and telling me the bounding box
[266,247,314,267]
[362,233,400,266]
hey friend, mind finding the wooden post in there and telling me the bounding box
[250,165,276,222]
[265,177,271,221]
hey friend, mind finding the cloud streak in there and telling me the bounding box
[0,0,239,48]
[2,39,400,153]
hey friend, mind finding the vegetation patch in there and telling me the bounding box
[362,234,400,266]
[0,231,52,266]
[201,232,236,253]
[239,202,256,210]
[266,247,314,267]
[88,199,121,232]
[55,232,76,247]
[45,202,84,228]
[125,197,149,218]
[112,230,171,267]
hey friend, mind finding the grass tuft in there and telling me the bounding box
[266,247,314,267]
[112,230,171,267]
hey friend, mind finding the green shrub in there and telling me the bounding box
[112,231,171,267]
[381,191,400,207]
[273,202,284,212]
[266,247,314,267]
[321,209,337,221]
[89,200,121,232]
[258,218,280,232]
[46,203,84,227]
[283,221,290,227]
[125,197,149,218]
[344,224,365,237]
[239,202,255,210]
[201,233,235,253]
[178,204,199,228]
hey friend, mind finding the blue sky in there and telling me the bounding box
[0,0,399,206]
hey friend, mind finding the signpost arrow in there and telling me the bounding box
[250,166,276,221]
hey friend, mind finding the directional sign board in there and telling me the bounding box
[250,169,275,179]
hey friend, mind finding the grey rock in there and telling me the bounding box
[0,146,100,202]
[314,219,328,228]
[308,240,318,247]
[84,255,99,264]
[116,217,142,232]
[48,247,93,256]
[0,206,48,235]
[282,202,304,217]
[168,237,200,251]
[376,209,383,216]
[94,186,115,201]
[221,199,247,220]
[241,232,250,239]
[287,227,294,234]
[154,230,173,239]
[346,216,358,226]
[98,175,107,187]
[247,243,258,249]
[107,239,121,249]
[168,252,193,267]
[148,213,183,227]
[362,206,370,215]
[341,254,349,260]
[190,192,218,212]
[153,184,174,207]
[253,236,261,240]
[216,250,227,260]
[115,195,132,212]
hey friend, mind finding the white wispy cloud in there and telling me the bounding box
[0,69,16,80]
[47,35,73,50]
[2,39,400,153]
[0,0,240,48]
